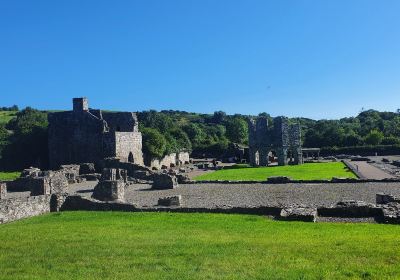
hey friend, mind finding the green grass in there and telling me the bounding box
[195,162,357,181]
[0,212,399,279]
[0,171,20,181]
[0,110,17,125]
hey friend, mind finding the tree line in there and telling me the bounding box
[0,107,399,171]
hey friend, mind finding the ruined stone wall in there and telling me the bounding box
[48,98,144,168]
[0,195,51,224]
[48,111,106,169]
[102,112,139,132]
[147,152,190,169]
[248,116,302,166]
[114,132,144,165]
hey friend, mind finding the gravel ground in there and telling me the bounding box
[68,181,400,209]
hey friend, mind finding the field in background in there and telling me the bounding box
[0,171,20,181]
[0,111,17,125]
[195,162,357,181]
[0,212,399,279]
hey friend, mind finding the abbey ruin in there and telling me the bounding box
[48,98,144,169]
[248,116,303,166]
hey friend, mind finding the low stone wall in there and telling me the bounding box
[0,195,51,224]
[147,152,190,170]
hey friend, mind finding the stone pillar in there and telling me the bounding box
[259,148,269,166]
[277,148,288,166]
[92,180,125,202]
[294,147,303,165]
[0,183,7,199]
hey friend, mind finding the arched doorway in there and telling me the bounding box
[128,152,134,163]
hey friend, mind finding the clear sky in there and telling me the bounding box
[1,0,399,119]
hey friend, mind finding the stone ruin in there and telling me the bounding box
[248,116,303,166]
[92,168,127,202]
[48,97,144,169]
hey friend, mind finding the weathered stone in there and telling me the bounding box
[48,98,144,169]
[158,195,182,206]
[101,168,127,182]
[249,116,302,167]
[79,163,96,175]
[50,193,69,212]
[318,200,381,218]
[381,203,400,224]
[267,176,291,183]
[279,206,317,222]
[176,174,191,184]
[21,167,41,178]
[82,173,101,181]
[376,193,400,204]
[331,177,358,183]
[0,183,7,199]
[0,195,52,224]
[92,180,125,202]
[152,174,178,190]
[30,177,51,196]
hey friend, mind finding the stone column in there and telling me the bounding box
[277,148,288,166]
[0,183,7,199]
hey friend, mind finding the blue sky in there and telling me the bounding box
[1,0,399,119]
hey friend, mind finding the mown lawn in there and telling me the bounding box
[195,162,357,181]
[1,212,400,279]
[0,171,20,181]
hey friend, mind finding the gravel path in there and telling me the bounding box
[346,161,395,180]
[69,181,400,208]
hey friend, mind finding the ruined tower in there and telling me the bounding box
[248,116,303,167]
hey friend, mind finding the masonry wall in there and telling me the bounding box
[114,132,144,165]
[48,111,106,169]
[147,152,190,169]
[0,195,51,224]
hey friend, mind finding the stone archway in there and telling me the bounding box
[128,152,134,163]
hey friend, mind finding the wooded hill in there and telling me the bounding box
[0,106,400,170]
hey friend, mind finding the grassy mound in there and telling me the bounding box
[1,212,399,279]
[195,162,357,181]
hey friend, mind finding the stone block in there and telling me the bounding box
[381,203,400,224]
[318,200,381,218]
[0,183,7,199]
[21,167,41,178]
[92,180,125,202]
[279,206,317,222]
[79,163,96,175]
[158,195,182,206]
[376,193,399,204]
[267,176,291,183]
[30,177,51,196]
[152,174,178,190]
[176,174,191,184]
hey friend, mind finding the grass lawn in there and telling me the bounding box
[0,171,20,181]
[0,212,399,279]
[0,110,17,125]
[195,162,357,181]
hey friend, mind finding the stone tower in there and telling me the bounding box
[248,116,303,167]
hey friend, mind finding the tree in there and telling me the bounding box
[1,107,48,170]
[225,117,248,144]
[141,128,167,159]
[364,130,384,145]
[212,111,226,124]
